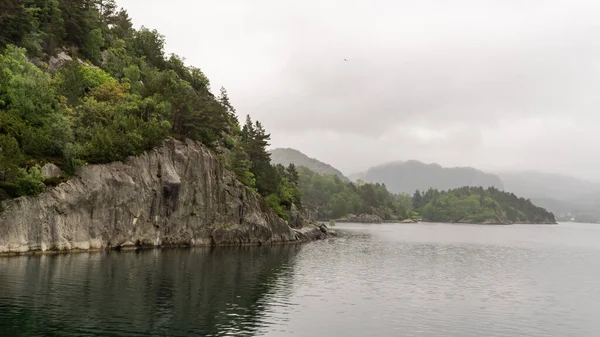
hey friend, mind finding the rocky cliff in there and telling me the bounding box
[0,139,326,254]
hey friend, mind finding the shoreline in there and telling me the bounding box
[0,240,315,258]
[0,224,331,257]
[328,220,558,225]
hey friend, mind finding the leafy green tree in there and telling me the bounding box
[129,27,166,69]
[15,165,46,196]
[297,167,408,220]
[0,1,35,47]
[412,190,423,209]
[35,0,67,54]
[0,135,23,181]
[0,0,311,220]
[417,186,555,223]
[82,28,104,63]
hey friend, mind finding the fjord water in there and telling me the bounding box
[1,223,599,337]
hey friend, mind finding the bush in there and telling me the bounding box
[265,194,288,221]
[15,165,46,196]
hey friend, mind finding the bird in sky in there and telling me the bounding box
[344,59,348,61]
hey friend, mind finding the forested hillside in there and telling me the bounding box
[298,167,412,221]
[0,0,300,219]
[413,187,556,224]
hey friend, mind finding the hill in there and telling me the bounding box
[297,167,411,221]
[352,160,504,194]
[499,171,600,223]
[269,148,348,181]
[0,0,309,223]
[414,186,556,224]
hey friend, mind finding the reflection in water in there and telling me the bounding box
[0,245,301,337]
[2,223,600,337]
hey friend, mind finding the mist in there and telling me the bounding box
[117,0,600,180]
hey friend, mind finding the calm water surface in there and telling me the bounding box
[1,222,600,336]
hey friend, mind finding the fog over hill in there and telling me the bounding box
[498,171,600,222]
[269,146,600,222]
[351,160,504,195]
[269,148,348,180]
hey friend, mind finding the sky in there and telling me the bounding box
[117,0,600,180]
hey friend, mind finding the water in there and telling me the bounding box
[1,222,600,337]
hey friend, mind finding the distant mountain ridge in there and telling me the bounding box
[268,148,600,223]
[352,160,504,194]
[269,148,348,180]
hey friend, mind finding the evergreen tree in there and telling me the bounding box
[412,190,423,209]
[0,0,308,220]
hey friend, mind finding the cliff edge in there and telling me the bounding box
[0,139,326,254]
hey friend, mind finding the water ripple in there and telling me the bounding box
[1,223,600,336]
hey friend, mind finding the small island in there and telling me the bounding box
[412,187,556,224]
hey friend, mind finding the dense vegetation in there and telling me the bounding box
[412,186,556,223]
[352,160,504,194]
[298,167,412,220]
[0,0,300,219]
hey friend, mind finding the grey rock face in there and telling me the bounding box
[0,139,325,254]
[41,163,63,179]
[48,51,73,71]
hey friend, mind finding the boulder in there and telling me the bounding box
[41,163,63,179]
[48,51,73,71]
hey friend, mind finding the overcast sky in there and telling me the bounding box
[118,0,600,180]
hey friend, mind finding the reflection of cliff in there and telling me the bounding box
[0,245,300,336]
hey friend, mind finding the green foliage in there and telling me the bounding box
[298,167,409,220]
[266,194,287,220]
[82,28,104,64]
[415,186,556,223]
[0,135,24,181]
[0,1,300,219]
[15,165,46,196]
[129,27,166,69]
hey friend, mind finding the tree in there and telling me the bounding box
[0,1,35,47]
[82,28,104,63]
[0,0,309,220]
[0,135,23,181]
[110,9,133,39]
[412,190,423,210]
[129,27,166,68]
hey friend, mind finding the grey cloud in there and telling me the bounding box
[119,0,600,179]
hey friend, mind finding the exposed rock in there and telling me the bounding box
[48,51,87,71]
[0,139,325,254]
[400,219,418,223]
[118,240,136,251]
[293,225,327,241]
[48,51,73,71]
[318,223,328,234]
[41,163,63,179]
[287,203,304,229]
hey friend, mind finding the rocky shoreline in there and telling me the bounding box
[0,139,328,256]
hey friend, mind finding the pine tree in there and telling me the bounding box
[412,190,423,209]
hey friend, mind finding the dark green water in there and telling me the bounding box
[1,222,600,336]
